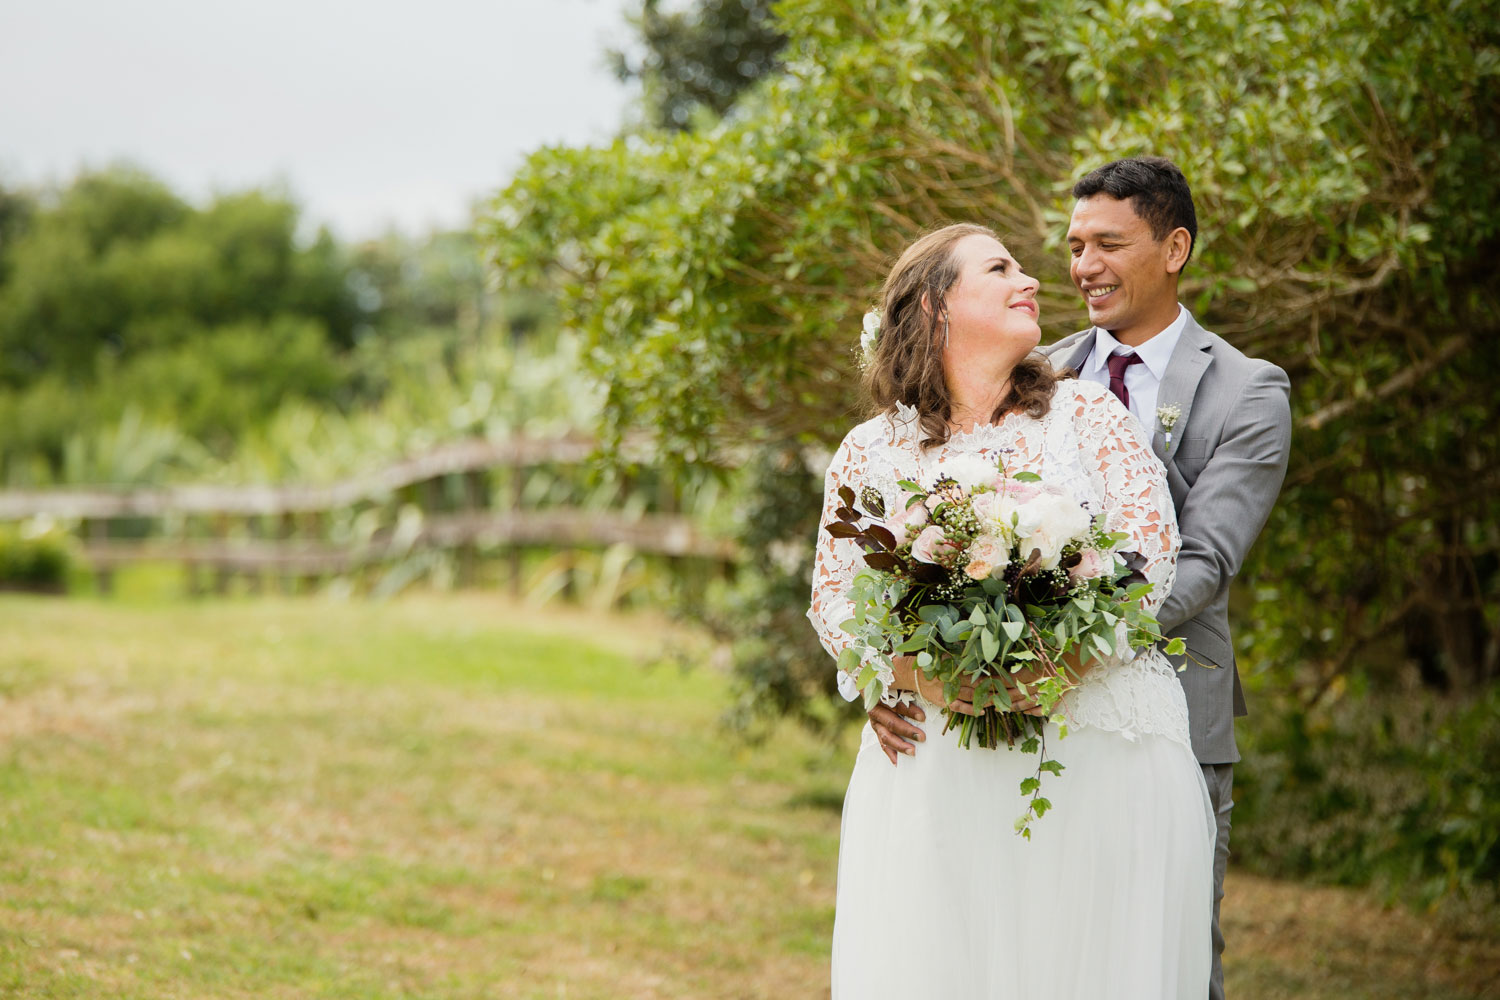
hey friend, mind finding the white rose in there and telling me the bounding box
[1015,492,1093,570]
[934,454,997,492]
[987,492,1026,536]
[970,491,1004,526]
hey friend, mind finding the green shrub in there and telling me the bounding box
[0,526,73,592]
[1234,686,1500,907]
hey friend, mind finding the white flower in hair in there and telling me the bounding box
[859,309,881,365]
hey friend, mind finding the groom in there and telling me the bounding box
[864,156,1292,1000]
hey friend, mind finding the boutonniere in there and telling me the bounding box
[1157,403,1183,451]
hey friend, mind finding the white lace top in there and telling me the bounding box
[806,378,1193,749]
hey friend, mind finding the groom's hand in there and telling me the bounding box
[868,703,925,765]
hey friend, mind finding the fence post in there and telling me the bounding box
[247,515,265,596]
[213,514,232,596]
[508,465,524,597]
[86,518,114,596]
[279,512,297,595]
[457,469,483,587]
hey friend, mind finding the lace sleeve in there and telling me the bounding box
[806,429,870,666]
[805,425,900,703]
[1072,384,1179,613]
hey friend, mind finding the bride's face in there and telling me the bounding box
[940,234,1042,366]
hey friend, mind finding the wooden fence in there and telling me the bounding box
[0,435,736,596]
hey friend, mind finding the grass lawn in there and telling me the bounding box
[1,594,1495,999]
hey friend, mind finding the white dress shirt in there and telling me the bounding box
[1077,304,1187,436]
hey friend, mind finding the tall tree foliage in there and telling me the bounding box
[0,168,520,483]
[489,0,1500,711]
[610,0,787,130]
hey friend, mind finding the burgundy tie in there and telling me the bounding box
[1106,351,1144,409]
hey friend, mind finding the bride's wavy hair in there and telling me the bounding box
[864,222,1068,449]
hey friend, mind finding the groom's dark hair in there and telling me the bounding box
[1073,156,1197,265]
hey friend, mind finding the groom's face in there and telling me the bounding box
[1066,195,1180,342]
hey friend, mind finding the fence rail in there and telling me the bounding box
[78,510,734,572]
[0,435,733,597]
[0,435,599,519]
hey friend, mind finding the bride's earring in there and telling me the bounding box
[942,315,950,349]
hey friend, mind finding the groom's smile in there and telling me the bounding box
[1067,194,1184,347]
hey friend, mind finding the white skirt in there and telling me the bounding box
[832,700,1215,999]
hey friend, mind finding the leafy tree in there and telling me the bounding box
[488,0,1500,716]
[0,167,359,468]
[610,0,786,130]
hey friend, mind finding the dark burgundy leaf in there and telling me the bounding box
[838,485,856,507]
[835,506,860,523]
[1119,549,1148,587]
[911,562,947,583]
[864,551,903,571]
[1017,548,1043,577]
[825,521,861,538]
[866,525,898,550]
[1060,551,1082,570]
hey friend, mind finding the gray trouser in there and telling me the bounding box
[1202,763,1234,1000]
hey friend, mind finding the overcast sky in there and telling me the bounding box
[0,0,639,239]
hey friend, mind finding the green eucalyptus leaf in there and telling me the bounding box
[838,646,861,675]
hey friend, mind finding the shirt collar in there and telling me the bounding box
[1085,304,1187,380]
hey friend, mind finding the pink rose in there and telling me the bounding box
[964,534,1010,580]
[1069,548,1108,583]
[885,500,929,541]
[1002,480,1042,503]
[911,525,948,564]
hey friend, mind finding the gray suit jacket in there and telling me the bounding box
[1040,312,1292,764]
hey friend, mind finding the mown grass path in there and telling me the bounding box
[1,595,1494,998]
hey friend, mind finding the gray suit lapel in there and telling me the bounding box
[1153,315,1214,464]
[1047,329,1095,375]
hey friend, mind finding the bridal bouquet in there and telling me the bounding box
[826,453,1184,833]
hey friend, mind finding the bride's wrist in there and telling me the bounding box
[890,654,917,692]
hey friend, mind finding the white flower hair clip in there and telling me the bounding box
[1157,403,1183,451]
[859,308,881,366]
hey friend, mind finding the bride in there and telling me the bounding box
[807,223,1215,998]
